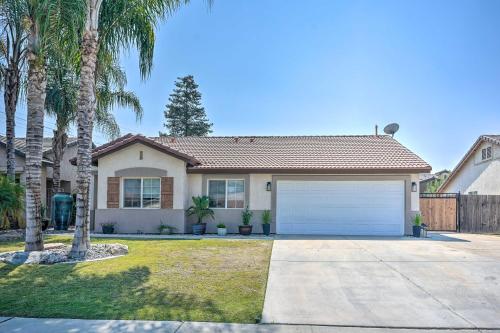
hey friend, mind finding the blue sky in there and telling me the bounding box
[2,0,500,172]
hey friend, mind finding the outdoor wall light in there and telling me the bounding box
[266,182,272,191]
[411,182,417,192]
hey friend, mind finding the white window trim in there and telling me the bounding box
[207,179,245,209]
[121,177,161,209]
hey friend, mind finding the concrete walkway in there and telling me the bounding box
[0,317,492,333]
[262,233,500,329]
[89,232,274,240]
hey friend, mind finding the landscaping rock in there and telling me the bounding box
[0,243,128,265]
[0,229,24,242]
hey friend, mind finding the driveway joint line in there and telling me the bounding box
[351,239,479,329]
[0,317,14,325]
[264,322,500,330]
[173,321,184,333]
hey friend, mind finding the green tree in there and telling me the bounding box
[426,179,444,193]
[21,0,84,251]
[71,0,190,257]
[161,75,212,137]
[45,50,143,193]
[0,0,27,181]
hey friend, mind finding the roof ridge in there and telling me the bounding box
[152,134,393,139]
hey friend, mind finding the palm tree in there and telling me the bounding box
[0,0,27,181]
[186,196,215,225]
[23,0,84,251]
[71,0,189,257]
[45,51,143,193]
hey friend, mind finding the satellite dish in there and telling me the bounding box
[383,123,399,137]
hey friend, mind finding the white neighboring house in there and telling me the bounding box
[439,135,500,194]
[0,136,91,216]
[88,133,431,236]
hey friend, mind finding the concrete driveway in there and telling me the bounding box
[262,233,500,329]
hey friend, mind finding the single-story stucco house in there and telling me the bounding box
[88,133,431,236]
[439,134,500,194]
[0,136,84,216]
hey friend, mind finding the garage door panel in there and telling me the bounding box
[276,180,405,235]
[280,223,403,235]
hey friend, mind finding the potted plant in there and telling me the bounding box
[239,206,253,236]
[101,222,115,234]
[412,213,422,238]
[40,204,50,231]
[186,196,214,235]
[217,223,227,236]
[159,224,175,235]
[262,210,271,236]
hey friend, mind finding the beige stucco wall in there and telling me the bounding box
[186,174,202,207]
[97,142,187,210]
[443,142,500,194]
[44,144,78,192]
[249,174,272,210]
[0,146,26,173]
[186,172,421,234]
[410,173,420,211]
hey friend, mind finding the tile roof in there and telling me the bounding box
[90,134,431,173]
[0,135,78,155]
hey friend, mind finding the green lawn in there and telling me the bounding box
[0,236,273,323]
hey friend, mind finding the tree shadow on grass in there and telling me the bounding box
[0,262,227,322]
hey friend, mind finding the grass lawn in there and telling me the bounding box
[0,236,273,323]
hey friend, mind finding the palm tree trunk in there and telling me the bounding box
[24,50,46,252]
[51,127,68,193]
[4,65,20,181]
[71,0,102,258]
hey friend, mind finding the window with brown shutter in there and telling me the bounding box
[107,177,120,208]
[161,177,174,208]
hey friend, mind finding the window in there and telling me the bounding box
[208,179,245,208]
[481,146,492,161]
[123,178,161,208]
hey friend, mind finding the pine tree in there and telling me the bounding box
[161,75,213,136]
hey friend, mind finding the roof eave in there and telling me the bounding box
[186,167,432,174]
[438,135,498,192]
[81,134,200,167]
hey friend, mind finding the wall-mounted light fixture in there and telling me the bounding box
[411,182,417,192]
[266,182,272,191]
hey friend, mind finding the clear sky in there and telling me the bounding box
[2,0,500,172]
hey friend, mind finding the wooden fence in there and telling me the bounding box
[459,195,500,233]
[419,194,457,231]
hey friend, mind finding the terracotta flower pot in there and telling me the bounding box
[239,225,253,236]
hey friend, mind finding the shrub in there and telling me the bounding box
[0,176,25,230]
[262,210,271,225]
[216,223,226,228]
[413,213,422,226]
[186,196,215,224]
[241,206,253,226]
[159,223,176,233]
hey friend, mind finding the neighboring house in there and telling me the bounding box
[89,133,431,236]
[439,135,500,194]
[419,169,450,193]
[0,136,80,214]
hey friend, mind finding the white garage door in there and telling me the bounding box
[276,180,405,235]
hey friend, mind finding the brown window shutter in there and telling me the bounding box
[161,177,174,209]
[107,177,120,208]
